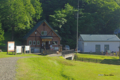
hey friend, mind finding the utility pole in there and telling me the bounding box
[76,0,79,53]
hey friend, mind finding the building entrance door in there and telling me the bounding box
[95,45,100,52]
[46,41,49,49]
[104,45,109,52]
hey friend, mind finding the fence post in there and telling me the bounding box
[75,54,76,61]
[76,54,77,60]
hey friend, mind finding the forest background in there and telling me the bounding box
[0,0,120,49]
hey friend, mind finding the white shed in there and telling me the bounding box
[78,34,120,53]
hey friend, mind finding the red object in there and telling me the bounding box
[106,52,108,55]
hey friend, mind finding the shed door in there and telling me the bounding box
[95,45,100,52]
[104,45,109,52]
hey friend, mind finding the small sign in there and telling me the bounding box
[42,39,52,41]
[8,41,15,52]
[24,45,31,54]
[16,46,22,53]
[54,47,59,50]
[25,46,30,51]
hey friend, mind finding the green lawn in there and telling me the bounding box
[1,52,120,80]
[0,52,38,58]
[76,53,119,60]
[16,56,120,80]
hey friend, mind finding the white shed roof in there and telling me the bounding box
[80,34,120,41]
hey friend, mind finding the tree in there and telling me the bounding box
[0,23,4,41]
[49,3,77,48]
[81,0,120,34]
[0,0,42,40]
[49,10,67,29]
[114,0,120,5]
[40,0,68,21]
[49,3,77,28]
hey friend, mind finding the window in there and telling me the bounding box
[95,45,100,52]
[33,41,36,45]
[42,42,45,46]
[37,41,40,45]
[41,31,47,36]
[52,41,58,45]
[29,40,32,45]
[104,45,109,52]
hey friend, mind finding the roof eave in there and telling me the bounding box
[23,20,45,39]
[23,20,62,40]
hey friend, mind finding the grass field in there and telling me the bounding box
[1,52,120,80]
[16,56,120,80]
[0,52,38,58]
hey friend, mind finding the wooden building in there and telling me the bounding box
[23,20,61,53]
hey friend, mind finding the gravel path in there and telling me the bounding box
[0,57,31,80]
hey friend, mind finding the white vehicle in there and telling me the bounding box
[64,45,70,50]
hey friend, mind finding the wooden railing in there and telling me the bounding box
[62,49,75,54]
[42,49,57,54]
[42,49,75,54]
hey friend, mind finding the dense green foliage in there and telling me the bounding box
[0,23,4,41]
[0,0,120,48]
[0,0,42,40]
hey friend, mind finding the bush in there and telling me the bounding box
[75,56,120,65]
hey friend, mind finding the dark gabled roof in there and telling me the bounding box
[80,34,120,41]
[23,20,61,40]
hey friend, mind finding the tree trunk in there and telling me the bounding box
[11,26,14,40]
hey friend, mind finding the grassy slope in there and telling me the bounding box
[16,56,120,80]
[76,53,119,59]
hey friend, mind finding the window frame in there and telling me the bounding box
[44,31,47,35]
[41,31,47,36]
[33,40,36,45]
[29,40,32,45]
[37,41,40,45]
[52,41,58,45]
